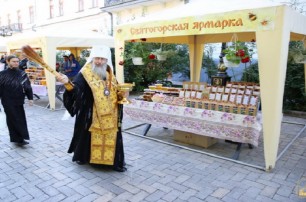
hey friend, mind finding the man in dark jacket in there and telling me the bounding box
[0,55,33,146]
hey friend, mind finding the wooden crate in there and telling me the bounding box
[173,130,217,148]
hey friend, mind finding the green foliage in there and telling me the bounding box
[283,62,306,111]
[240,42,306,112]
[203,47,217,80]
[284,41,306,111]
[241,63,259,83]
[123,42,189,91]
[288,41,306,63]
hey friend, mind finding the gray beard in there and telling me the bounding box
[92,63,107,80]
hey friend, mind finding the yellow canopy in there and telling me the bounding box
[114,1,306,170]
[6,31,114,110]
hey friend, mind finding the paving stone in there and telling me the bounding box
[89,184,108,195]
[186,196,204,202]
[70,185,93,196]
[152,182,174,193]
[204,196,223,202]
[0,187,12,200]
[276,185,294,197]
[25,186,45,198]
[211,188,230,199]
[133,183,157,194]
[52,178,73,188]
[260,186,278,198]
[93,192,115,202]
[273,194,295,202]
[121,182,141,194]
[128,191,149,202]
[98,182,126,195]
[78,193,100,202]
[244,186,262,199]
[178,189,198,201]
[13,195,33,202]
[41,186,60,197]
[161,189,182,202]
[58,186,78,196]
[256,195,280,202]
[167,182,188,192]
[111,191,134,202]
[145,190,167,202]
[173,174,190,184]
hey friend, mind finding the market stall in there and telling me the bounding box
[6,31,114,110]
[114,0,306,170]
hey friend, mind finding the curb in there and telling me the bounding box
[284,110,306,119]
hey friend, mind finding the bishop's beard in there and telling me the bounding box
[92,63,107,80]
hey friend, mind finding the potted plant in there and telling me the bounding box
[152,49,176,61]
[128,41,146,65]
[223,41,251,67]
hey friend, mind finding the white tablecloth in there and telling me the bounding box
[124,100,262,146]
[31,84,48,96]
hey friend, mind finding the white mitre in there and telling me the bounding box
[87,45,113,70]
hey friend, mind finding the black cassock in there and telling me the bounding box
[0,68,33,143]
[63,73,125,170]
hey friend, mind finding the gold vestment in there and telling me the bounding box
[81,64,118,165]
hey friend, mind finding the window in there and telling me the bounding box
[78,0,84,12]
[49,0,54,18]
[29,6,34,23]
[59,0,64,16]
[92,0,98,8]
[17,10,21,24]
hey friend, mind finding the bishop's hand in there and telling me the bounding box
[56,73,69,84]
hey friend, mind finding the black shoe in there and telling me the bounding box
[17,140,29,146]
[76,161,86,165]
[113,166,127,172]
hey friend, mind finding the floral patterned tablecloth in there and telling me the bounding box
[124,100,262,146]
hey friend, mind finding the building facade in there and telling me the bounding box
[0,0,111,37]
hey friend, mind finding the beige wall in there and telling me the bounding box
[113,0,183,25]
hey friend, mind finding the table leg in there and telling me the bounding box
[33,94,40,100]
[232,143,242,160]
[143,124,152,136]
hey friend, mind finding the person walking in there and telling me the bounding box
[56,46,126,172]
[0,55,33,146]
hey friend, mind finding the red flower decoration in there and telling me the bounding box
[251,39,256,42]
[148,54,156,60]
[130,39,136,42]
[140,38,147,41]
[119,61,124,65]
[236,49,245,57]
[241,56,250,63]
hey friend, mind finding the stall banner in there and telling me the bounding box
[116,7,277,40]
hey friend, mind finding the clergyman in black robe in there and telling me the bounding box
[57,46,126,172]
[0,55,33,146]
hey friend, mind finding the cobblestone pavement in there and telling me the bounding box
[0,101,306,202]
